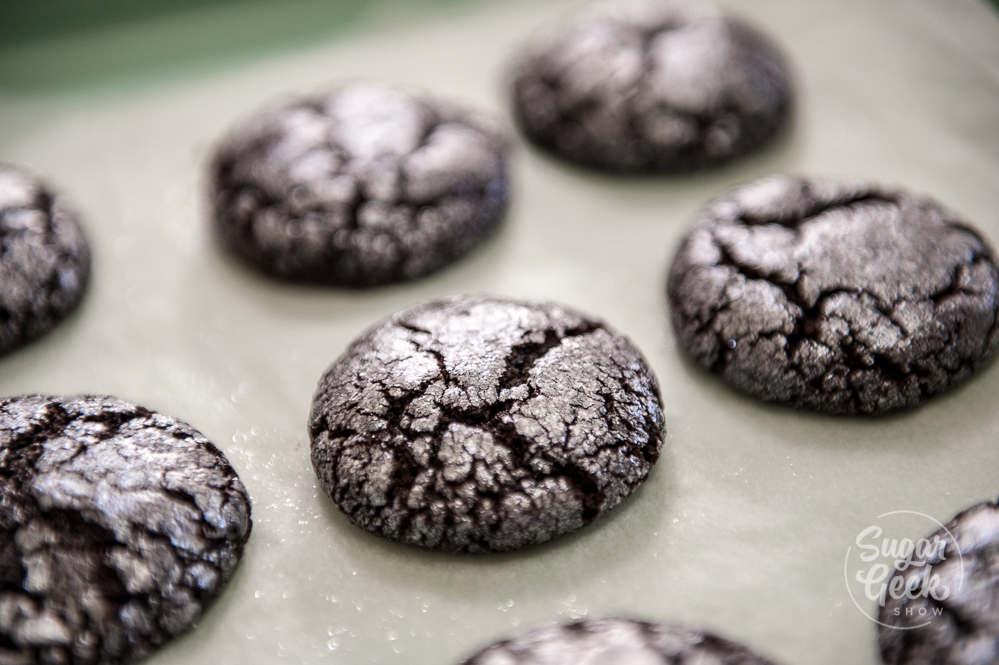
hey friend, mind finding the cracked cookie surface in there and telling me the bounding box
[210,83,509,286]
[459,617,779,665]
[667,175,999,415]
[877,499,999,665]
[0,395,252,665]
[0,164,90,356]
[509,0,792,173]
[309,296,665,552]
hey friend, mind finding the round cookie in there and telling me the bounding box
[0,164,90,356]
[309,296,665,552]
[209,83,509,286]
[509,0,792,173]
[0,395,252,665]
[459,617,779,665]
[667,175,999,415]
[877,499,999,665]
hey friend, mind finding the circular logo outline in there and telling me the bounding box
[843,509,965,630]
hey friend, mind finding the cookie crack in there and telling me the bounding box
[711,235,914,354]
[734,192,898,228]
[930,257,989,307]
[3,400,74,454]
[496,320,600,393]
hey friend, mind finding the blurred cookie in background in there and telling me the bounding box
[509,0,792,173]
[209,83,509,287]
[0,164,90,356]
[0,394,252,665]
[459,617,780,664]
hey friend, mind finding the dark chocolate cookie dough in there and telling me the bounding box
[309,296,665,552]
[0,164,90,356]
[459,617,779,665]
[509,0,791,173]
[210,83,508,286]
[878,499,999,665]
[667,175,999,415]
[0,395,252,665]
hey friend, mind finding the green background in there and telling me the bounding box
[0,0,476,92]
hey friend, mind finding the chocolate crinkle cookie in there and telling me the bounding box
[209,83,509,286]
[878,499,999,665]
[0,395,252,665]
[309,296,665,553]
[459,617,780,665]
[667,175,999,415]
[0,164,90,356]
[509,0,792,173]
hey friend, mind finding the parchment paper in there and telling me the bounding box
[1,1,997,663]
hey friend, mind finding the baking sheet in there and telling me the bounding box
[1,0,998,663]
